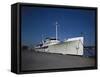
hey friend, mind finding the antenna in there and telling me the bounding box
[56,21,58,41]
[41,35,44,44]
[80,32,83,37]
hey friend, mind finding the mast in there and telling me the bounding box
[56,21,58,41]
[41,35,44,44]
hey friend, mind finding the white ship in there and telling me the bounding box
[35,22,84,55]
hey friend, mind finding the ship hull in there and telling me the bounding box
[35,39,83,55]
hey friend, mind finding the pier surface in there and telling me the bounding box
[21,50,95,71]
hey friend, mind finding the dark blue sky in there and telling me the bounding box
[21,6,95,46]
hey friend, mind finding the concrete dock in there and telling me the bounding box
[21,50,95,71]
